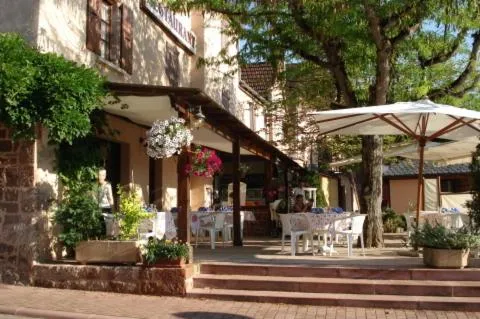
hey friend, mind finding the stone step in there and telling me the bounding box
[194,274,480,297]
[188,288,480,311]
[200,263,480,281]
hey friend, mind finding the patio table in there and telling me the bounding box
[299,212,351,253]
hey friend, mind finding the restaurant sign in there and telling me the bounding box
[141,0,196,54]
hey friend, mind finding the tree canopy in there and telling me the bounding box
[0,33,107,143]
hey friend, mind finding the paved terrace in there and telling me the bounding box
[192,238,480,268]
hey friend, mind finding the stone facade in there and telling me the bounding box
[0,122,37,284]
[32,264,195,296]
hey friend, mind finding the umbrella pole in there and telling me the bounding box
[416,141,426,224]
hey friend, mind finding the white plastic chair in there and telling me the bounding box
[269,200,282,224]
[333,215,366,257]
[195,213,227,249]
[223,212,245,242]
[279,213,294,252]
[290,214,314,256]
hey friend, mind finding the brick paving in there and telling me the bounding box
[0,285,480,319]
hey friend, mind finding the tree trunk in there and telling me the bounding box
[360,135,384,248]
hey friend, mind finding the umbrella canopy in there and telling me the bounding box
[310,99,480,221]
[330,137,477,168]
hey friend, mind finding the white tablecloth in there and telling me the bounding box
[154,211,177,239]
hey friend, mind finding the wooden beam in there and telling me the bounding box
[232,137,242,246]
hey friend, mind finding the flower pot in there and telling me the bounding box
[145,257,186,268]
[422,247,470,269]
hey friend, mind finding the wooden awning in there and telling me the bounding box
[106,82,304,172]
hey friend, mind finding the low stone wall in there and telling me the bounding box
[0,122,37,284]
[32,263,196,296]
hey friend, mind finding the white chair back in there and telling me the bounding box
[290,213,309,232]
[279,213,293,234]
[214,213,226,229]
[351,215,366,234]
[269,199,282,221]
[138,217,155,239]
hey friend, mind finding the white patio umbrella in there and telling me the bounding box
[330,137,477,167]
[310,99,480,222]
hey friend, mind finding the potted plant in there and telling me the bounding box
[411,223,480,269]
[115,185,153,240]
[184,146,222,178]
[145,117,193,159]
[142,237,189,268]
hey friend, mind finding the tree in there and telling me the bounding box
[467,140,480,232]
[164,0,480,247]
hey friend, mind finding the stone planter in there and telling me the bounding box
[423,247,470,269]
[75,240,141,265]
[145,257,186,268]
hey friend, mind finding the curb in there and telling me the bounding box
[0,305,136,319]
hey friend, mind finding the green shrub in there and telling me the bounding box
[382,208,406,233]
[54,184,103,255]
[116,185,153,240]
[411,223,480,250]
[142,238,189,264]
[0,33,106,143]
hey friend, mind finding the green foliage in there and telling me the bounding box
[56,136,108,187]
[411,223,480,250]
[467,140,480,231]
[382,208,406,233]
[0,33,106,143]
[116,186,153,240]
[304,170,328,208]
[142,238,189,263]
[54,184,103,254]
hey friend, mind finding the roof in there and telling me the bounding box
[383,160,470,177]
[240,63,276,100]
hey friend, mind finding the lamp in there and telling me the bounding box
[189,105,206,129]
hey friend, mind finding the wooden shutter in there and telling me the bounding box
[109,4,121,63]
[120,4,133,74]
[86,0,101,55]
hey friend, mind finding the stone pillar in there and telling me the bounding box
[0,122,37,284]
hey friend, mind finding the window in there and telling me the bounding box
[99,2,112,60]
[86,0,133,74]
[440,176,470,193]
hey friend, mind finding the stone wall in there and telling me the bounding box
[0,122,37,284]
[32,264,196,296]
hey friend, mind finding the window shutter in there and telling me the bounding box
[120,4,133,74]
[109,4,121,64]
[86,0,101,55]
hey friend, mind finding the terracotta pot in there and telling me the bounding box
[145,257,185,268]
[422,247,470,269]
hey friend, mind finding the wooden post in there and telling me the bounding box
[264,159,273,200]
[177,108,191,243]
[284,164,289,212]
[415,140,426,224]
[232,137,242,246]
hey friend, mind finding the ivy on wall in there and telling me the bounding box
[0,33,107,144]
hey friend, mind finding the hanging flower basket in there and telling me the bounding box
[184,146,222,178]
[145,117,193,159]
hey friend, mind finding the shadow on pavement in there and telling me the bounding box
[173,312,253,319]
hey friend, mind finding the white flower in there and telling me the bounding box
[145,117,193,159]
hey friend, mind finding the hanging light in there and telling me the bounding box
[189,105,206,129]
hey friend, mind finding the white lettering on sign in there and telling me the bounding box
[141,0,196,54]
